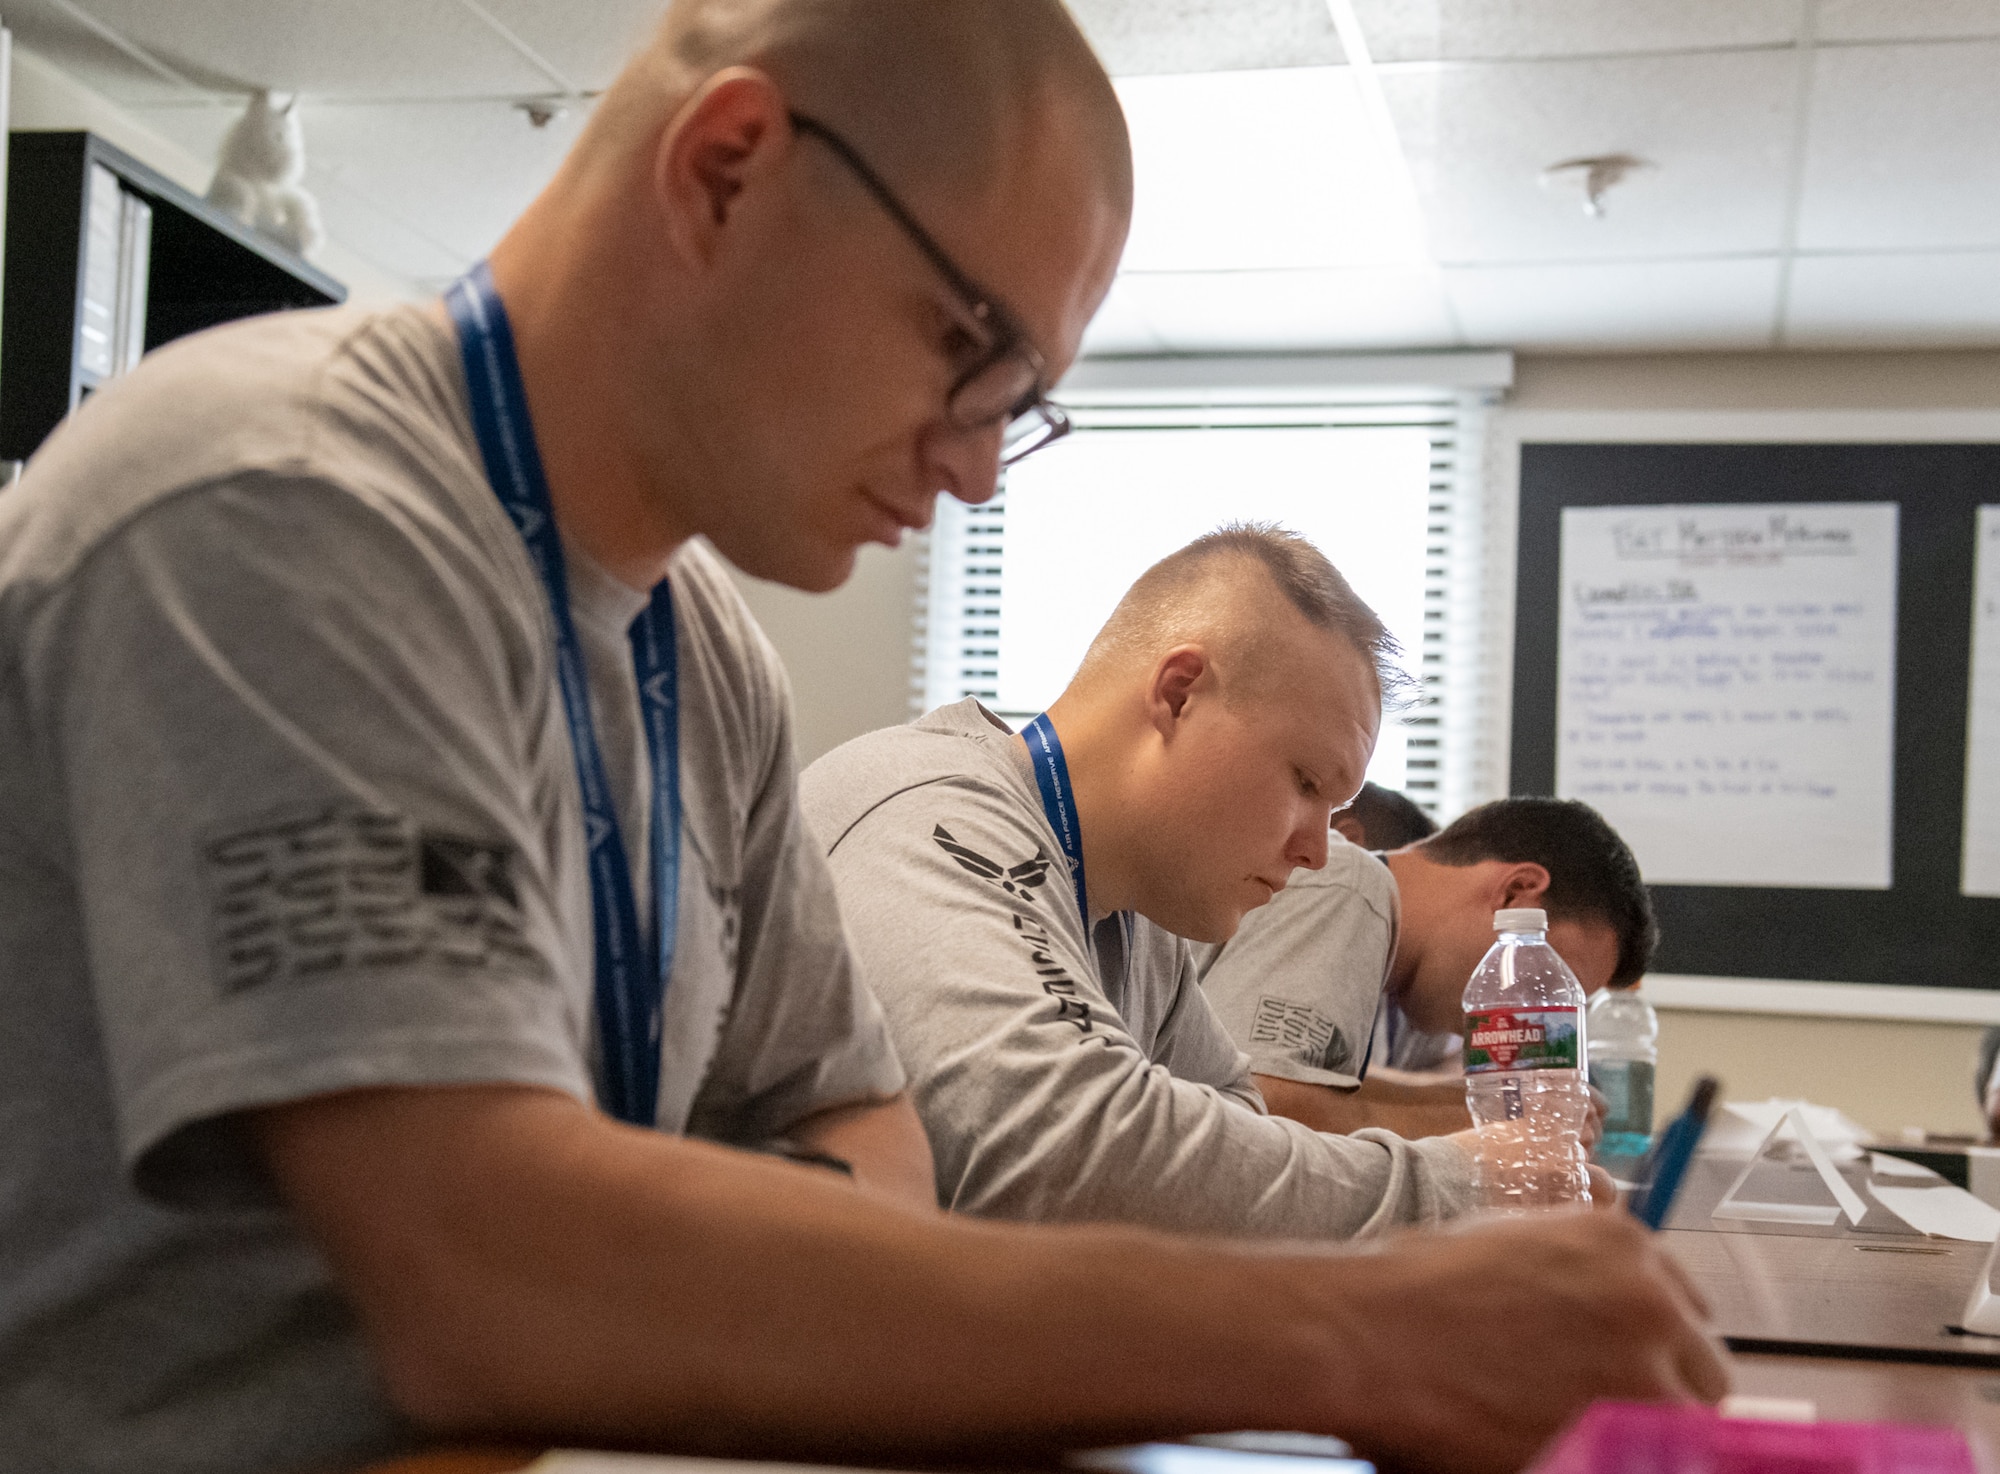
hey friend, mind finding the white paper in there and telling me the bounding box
[1866,1181,2000,1242]
[1697,1097,1870,1160]
[1556,503,1899,889]
[1869,1151,1943,1181]
[1963,507,2000,895]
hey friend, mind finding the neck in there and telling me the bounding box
[1024,692,1142,919]
[485,185,697,591]
[1382,848,1425,997]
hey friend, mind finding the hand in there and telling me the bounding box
[1314,1211,1729,1474]
[1587,1162,1620,1210]
[1582,1084,1608,1151]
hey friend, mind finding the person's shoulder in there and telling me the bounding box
[800,699,1028,856]
[3,305,488,592]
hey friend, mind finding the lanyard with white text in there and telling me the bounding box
[446,260,680,1127]
[1022,713,1089,930]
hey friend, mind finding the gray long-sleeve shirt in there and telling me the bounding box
[801,699,1474,1238]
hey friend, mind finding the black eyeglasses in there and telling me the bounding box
[788,111,1071,467]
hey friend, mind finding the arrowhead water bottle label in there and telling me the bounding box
[1464,1008,1580,1073]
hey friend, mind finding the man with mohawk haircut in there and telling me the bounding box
[0,1,1722,1470]
[804,525,1480,1236]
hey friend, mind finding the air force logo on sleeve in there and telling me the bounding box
[930,823,1089,1033]
[931,825,1052,900]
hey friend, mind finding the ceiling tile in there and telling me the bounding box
[1,0,548,104]
[1088,267,1459,354]
[1444,257,1782,350]
[124,98,484,287]
[1817,1,2000,43]
[472,0,666,93]
[1797,40,2000,250]
[292,98,586,263]
[1386,50,1797,263]
[1066,0,1343,75]
[1783,251,2000,347]
[1353,0,1803,63]
[1118,68,1424,273]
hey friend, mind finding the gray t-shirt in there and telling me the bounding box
[1195,838,1398,1090]
[0,304,902,1473]
[800,700,1472,1239]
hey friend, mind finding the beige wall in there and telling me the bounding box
[729,539,923,767]
[1655,1010,1987,1140]
[1509,349,2000,414]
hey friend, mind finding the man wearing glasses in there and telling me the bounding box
[0,1,1723,1471]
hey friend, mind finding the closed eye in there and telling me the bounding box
[1297,769,1321,798]
[928,298,992,372]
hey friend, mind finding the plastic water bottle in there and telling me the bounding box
[1463,908,1592,1211]
[1587,986,1659,1172]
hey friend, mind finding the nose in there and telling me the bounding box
[918,419,1005,506]
[1290,805,1331,872]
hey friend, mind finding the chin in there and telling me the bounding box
[1165,905,1241,948]
[714,533,859,595]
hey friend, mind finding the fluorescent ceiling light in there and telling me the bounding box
[1114,66,1429,275]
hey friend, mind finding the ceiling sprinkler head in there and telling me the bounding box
[1540,153,1652,218]
[516,98,567,129]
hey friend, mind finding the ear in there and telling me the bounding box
[653,67,790,267]
[1331,814,1368,847]
[1494,861,1553,909]
[1144,646,1210,739]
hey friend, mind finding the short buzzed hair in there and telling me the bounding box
[588,0,1131,213]
[1075,522,1410,703]
[1421,797,1657,987]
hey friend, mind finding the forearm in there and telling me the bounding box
[257,1086,1311,1457]
[788,1090,938,1211]
[1256,1073,1472,1140]
[940,1053,1471,1236]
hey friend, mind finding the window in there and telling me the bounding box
[913,359,1504,817]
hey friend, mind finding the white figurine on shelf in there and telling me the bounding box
[206,90,325,259]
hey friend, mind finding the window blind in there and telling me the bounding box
[912,365,1503,822]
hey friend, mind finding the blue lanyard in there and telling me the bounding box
[446,261,680,1127]
[1022,713,1089,929]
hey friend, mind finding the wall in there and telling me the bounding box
[730,538,923,766]
[8,44,416,305]
[1502,348,2000,1141]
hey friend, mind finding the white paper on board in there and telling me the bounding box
[1963,507,2000,896]
[1555,503,1898,889]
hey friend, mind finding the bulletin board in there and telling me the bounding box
[1510,443,2000,992]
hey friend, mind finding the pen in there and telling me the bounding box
[1630,1074,1720,1230]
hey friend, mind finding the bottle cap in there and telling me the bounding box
[1494,907,1547,932]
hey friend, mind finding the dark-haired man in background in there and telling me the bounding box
[1200,797,1655,1139]
[1333,780,1438,852]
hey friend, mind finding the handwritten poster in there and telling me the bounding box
[1963,508,2000,897]
[1555,503,1898,889]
